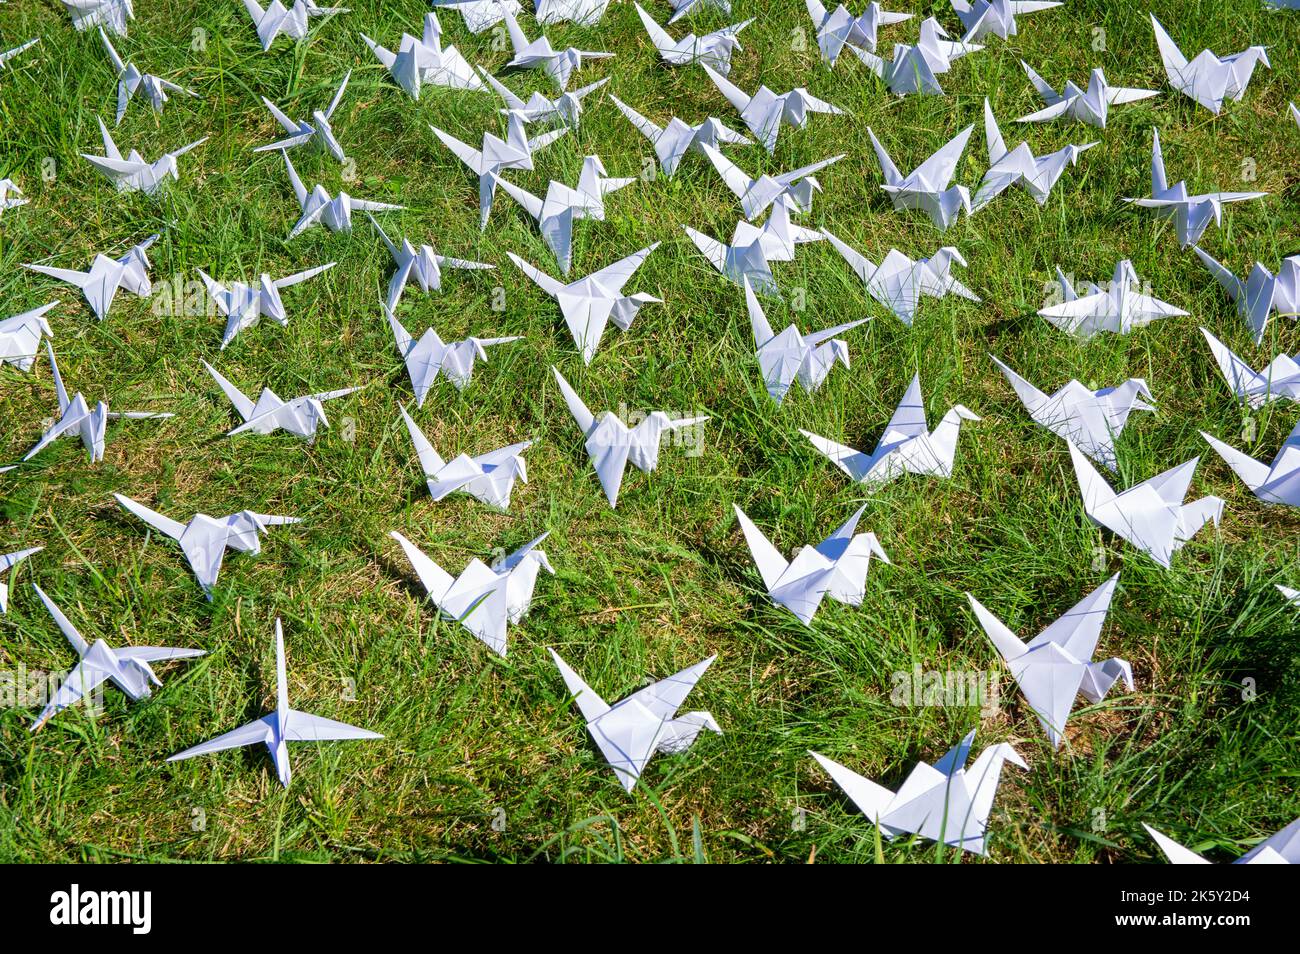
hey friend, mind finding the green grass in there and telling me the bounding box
[0,0,1297,863]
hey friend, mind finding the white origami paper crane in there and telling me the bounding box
[805,0,910,66]
[255,70,350,162]
[64,0,133,36]
[399,406,531,508]
[822,231,979,325]
[243,0,347,51]
[745,277,865,404]
[114,493,300,599]
[23,342,171,464]
[283,153,402,239]
[100,28,197,125]
[1068,442,1223,569]
[383,302,519,404]
[811,729,1027,855]
[1201,421,1300,508]
[1279,584,1300,608]
[951,0,1059,41]
[857,17,982,96]
[30,584,204,731]
[430,113,565,229]
[1151,15,1269,114]
[1144,819,1300,865]
[0,547,41,613]
[82,119,207,195]
[1017,62,1158,128]
[800,374,981,488]
[0,303,58,371]
[24,233,156,323]
[98,29,193,126]
[991,356,1155,471]
[701,144,841,221]
[199,262,334,349]
[968,574,1132,747]
[167,618,380,787]
[550,648,720,792]
[0,178,28,215]
[1038,259,1186,338]
[535,0,609,24]
[363,13,485,98]
[972,99,1095,212]
[371,215,493,313]
[203,361,359,442]
[702,63,844,153]
[1201,327,1300,409]
[735,503,888,624]
[1193,246,1300,345]
[612,96,751,177]
[553,366,708,507]
[493,155,635,274]
[509,245,659,364]
[635,4,751,74]
[1123,129,1266,248]
[499,3,612,90]
[391,530,553,656]
[0,37,39,71]
[867,124,973,230]
[484,72,607,128]
[431,0,520,34]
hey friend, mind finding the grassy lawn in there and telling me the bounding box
[0,0,1297,862]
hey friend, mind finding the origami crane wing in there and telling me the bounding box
[390,530,455,604]
[1194,246,1274,343]
[611,94,663,142]
[733,504,791,596]
[169,715,277,761]
[624,655,715,722]
[508,251,567,298]
[910,124,973,188]
[399,405,446,477]
[382,301,415,358]
[47,342,70,412]
[276,262,334,289]
[202,360,256,421]
[282,152,310,207]
[549,648,611,723]
[882,374,930,442]
[552,366,596,436]
[586,242,659,295]
[34,583,91,657]
[800,429,876,483]
[701,142,760,213]
[283,709,381,742]
[117,645,206,665]
[114,493,187,541]
[1032,573,1119,660]
[810,751,898,822]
